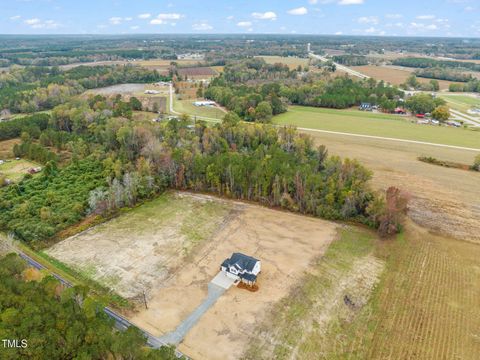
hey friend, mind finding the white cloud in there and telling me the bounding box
[309,0,318,3]
[416,15,435,20]
[237,21,252,27]
[150,19,164,25]
[385,14,403,19]
[252,11,277,20]
[24,18,60,29]
[109,17,123,25]
[409,22,438,30]
[358,16,379,24]
[157,13,183,20]
[339,0,364,4]
[288,7,308,15]
[138,13,151,19]
[335,31,343,35]
[226,15,234,20]
[130,25,139,30]
[150,13,184,25]
[24,18,41,25]
[10,15,21,21]
[192,22,213,31]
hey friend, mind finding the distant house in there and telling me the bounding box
[221,253,261,286]
[144,90,161,95]
[359,103,372,111]
[194,100,216,107]
[28,167,42,174]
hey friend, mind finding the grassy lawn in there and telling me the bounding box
[274,106,480,148]
[439,94,480,113]
[173,98,225,120]
[0,159,41,182]
[46,192,233,299]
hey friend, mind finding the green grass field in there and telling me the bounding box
[439,94,480,113]
[0,159,40,182]
[173,98,225,120]
[273,106,480,148]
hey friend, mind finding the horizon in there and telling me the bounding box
[2,0,479,37]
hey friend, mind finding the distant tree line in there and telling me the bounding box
[332,55,369,66]
[0,65,169,114]
[393,57,480,72]
[414,67,473,82]
[449,79,480,93]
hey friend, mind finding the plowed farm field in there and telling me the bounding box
[368,222,480,360]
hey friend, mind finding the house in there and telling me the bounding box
[28,167,42,174]
[359,103,372,111]
[221,253,261,286]
[193,100,216,107]
[394,107,406,114]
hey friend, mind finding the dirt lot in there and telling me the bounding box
[46,191,338,360]
[46,193,233,298]
[301,130,480,243]
[124,196,337,360]
[0,138,20,159]
[178,67,217,80]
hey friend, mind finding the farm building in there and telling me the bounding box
[221,253,261,286]
[193,100,216,107]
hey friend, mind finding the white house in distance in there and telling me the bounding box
[220,253,261,286]
[193,100,216,107]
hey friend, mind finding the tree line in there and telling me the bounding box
[0,253,181,360]
[0,97,408,242]
[393,57,480,72]
[0,65,169,114]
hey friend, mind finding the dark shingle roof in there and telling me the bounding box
[228,253,259,272]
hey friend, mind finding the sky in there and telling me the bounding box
[1,0,479,37]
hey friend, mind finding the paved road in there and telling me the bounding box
[296,127,480,152]
[309,52,370,79]
[450,109,480,127]
[168,73,480,152]
[159,282,227,345]
[169,83,221,123]
[17,252,188,359]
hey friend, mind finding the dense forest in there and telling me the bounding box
[0,253,180,360]
[0,65,168,113]
[0,95,406,242]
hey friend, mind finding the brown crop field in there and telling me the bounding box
[0,138,20,159]
[368,221,480,360]
[300,129,480,243]
[178,67,217,78]
[257,56,310,70]
[351,65,461,90]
